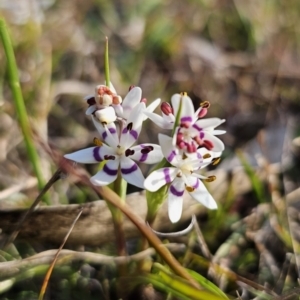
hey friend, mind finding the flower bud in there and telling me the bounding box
[94,106,117,124]
[161,102,173,116]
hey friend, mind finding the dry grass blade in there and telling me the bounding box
[38,207,83,300]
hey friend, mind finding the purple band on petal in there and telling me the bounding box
[193,123,202,132]
[102,128,117,140]
[164,168,172,183]
[170,185,184,197]
[121,163,138,175]
[139,153,148,162]
[122,127,138,141]
[93,147,102,162]
[103,164,118,176]
[167,150,176,162]
[130,130,138,140]
[181,116,192,123]
[200,131,204,139]
[192,179,200,189]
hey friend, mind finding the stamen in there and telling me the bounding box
[104,155,115,160]
[203,140,214,150]
[127,122,133,131]
[161,102,173,115]
[200,101,210,109]
[198,108,208,118]
[141,98,147,104]
[86,97,96,106]
[203,153,211,159]
[186,186,195,192]
[125,149,135,156]
[129,85,135,91]
[187,143,197,153]
[205,175,216,182]
[93,138,103,146]
[141,146,154,154]
[212,157,221,165]
[180,92,188,96]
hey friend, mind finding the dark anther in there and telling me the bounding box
[141,146,154,154]
[104,155,115,160]
[125,149,135,156]
[127,122,133,131]
[86,97,96,106]
[129,85,135,91]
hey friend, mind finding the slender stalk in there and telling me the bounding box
[105,37,110,87]
[60,159,200,289]
[38,208,83,300]
[107,172,128,276]
[0,18,49,204]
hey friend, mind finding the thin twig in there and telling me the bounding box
[38,207,83,300]
[0,243,186,279]
[193,215,213,260]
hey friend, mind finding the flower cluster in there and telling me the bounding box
[65,85,225,223]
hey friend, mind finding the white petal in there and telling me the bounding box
[122,87,142,119]
[144,167,177,192]
[171,94,181,117]
[90,160,119,186]
[189,181,217,209]
[202,132,225,152]
[211,130,226,135]
[92,116,106,136]
[120,157,145,188]
[179,95,195,121]
[158,134,179,165]
[94,107,117,124]
[143,98,161,121]
[112,103,123,118]
[120,105,144,149]
[168,178,185,223]
[195,118,225,131]
[103,125,119,149]
[130,144,163,164]
[86,105,96,115]
[143,111,173,129]
[64,147,106,163]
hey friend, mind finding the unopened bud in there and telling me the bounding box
[161,102,173,115]
[94,106,117,124]
[112,95,122,105]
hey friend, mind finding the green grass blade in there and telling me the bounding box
[0,18,49,204]
[236,150,265,203]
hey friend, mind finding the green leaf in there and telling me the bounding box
[186,269,229,299]
[152,263,229,300]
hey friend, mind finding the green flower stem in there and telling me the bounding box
[0,18,49,204]
[107,172,128,276]
[104,37,110,87]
